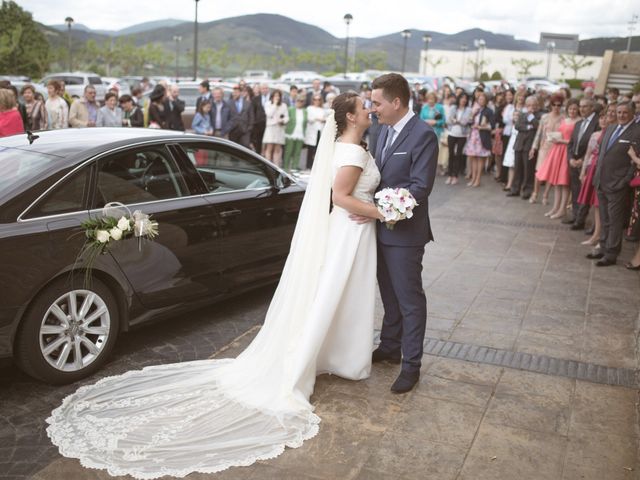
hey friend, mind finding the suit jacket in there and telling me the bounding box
[594,122,639,193]
[195,93,211,111]
[228,97,254,136]
[514,110,542,152]
[165,97,185,131]
[375,114,439,247]
[251,95,268,126]
[210,101,232,136]
[567,113,599,162]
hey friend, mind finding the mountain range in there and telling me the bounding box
[44,14,638,71]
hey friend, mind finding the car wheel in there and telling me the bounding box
[15,277,119,384]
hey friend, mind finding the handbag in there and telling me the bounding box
[630,174,640,188]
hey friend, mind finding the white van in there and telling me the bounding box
[40,72,106,102]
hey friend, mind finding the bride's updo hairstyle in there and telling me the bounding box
[333,91,368,150]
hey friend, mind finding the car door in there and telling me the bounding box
[91,143,223,309]
[176,142,302,290]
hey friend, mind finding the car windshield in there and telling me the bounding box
[0,147,62,203]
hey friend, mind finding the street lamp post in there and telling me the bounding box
[473,39,485,80]
[173,35,182,82]
[461,43,468,78]
[545,41,555,79]
[422,33,431,75]
[65,16,74,71]
[401,29,412,74]
[193,0,200,81]
[343,14,353,78]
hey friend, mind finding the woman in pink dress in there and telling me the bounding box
[536,98,580,219]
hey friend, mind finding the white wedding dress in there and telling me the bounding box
[46,115,381,479]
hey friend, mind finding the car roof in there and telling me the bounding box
[0,128,220,164]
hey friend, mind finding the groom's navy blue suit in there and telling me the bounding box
[375,113,438,374]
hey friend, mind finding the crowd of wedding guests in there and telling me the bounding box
[1,75,639,269]
[416,81,640,270]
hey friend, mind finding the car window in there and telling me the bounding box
[95,147,190,207]
[64,76,84,85]
[89,77,102,85]
[182,146,272,193]
[25,166,90,218]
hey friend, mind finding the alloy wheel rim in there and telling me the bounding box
[39,289,110,372]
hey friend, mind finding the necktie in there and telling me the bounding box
[381,126,395,165]
[606,125,623,151]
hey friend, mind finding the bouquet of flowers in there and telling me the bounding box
[374,188,418,230]
[76,203,159,286]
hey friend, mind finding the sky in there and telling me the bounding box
[15,0,639,42]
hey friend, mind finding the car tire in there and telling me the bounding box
[14,277,119,385]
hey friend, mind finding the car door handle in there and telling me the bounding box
[219,209,242,218]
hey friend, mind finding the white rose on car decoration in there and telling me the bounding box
[374,187,418,230]
[75,203,159,286]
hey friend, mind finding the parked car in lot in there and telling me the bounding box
[0,128,304,384]
[40,72,106,101]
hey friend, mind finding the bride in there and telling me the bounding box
[46,92,385,479]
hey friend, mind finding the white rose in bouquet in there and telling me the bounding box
[117,216,131,231]
[96,230,110,243]
[109,227,123,241]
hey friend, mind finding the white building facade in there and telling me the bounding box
[419,48,603,81]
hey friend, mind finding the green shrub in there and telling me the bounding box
[490,71,502,80]
[566,79,583,89]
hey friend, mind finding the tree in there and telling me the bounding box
[490,71,503,80]
[558,54,595,79]
[467,58,490,80]
[427,56,447,74]
[0,1,50,77]
[511,58,543,77]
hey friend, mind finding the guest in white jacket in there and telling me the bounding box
[303,94,327,170]
[262,90,289,166]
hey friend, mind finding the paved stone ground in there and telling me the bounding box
[2,173,639,480]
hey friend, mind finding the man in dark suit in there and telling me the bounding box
[251,83,270,153]
[565,98,599,229]
[368,73,438,394]
[228,84,254,148]
[165,84,185,131]
[195,80,212,111]
[210,87,231,138]
[507,95,541,199]
[590,101,639,266]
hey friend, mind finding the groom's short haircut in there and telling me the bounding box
[372,73,410,107]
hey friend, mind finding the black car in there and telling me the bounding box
[0,128,304,384]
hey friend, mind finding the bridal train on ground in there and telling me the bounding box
[46,110,381,479]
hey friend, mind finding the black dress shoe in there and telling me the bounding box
[596,258,616,267]
[372,348,401,364]
[584,227,595,235]
[505,192,519,197]
[624,262,640,270]
[570,223,586,231]
[561,217,575,225]
[586,252,604,259]
[521,194,531,200]
[390,371,420,394]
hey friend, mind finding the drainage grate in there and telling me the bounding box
[373,332,638,388]
[431,215,567,231]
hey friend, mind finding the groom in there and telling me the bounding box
[370,73,438,393]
